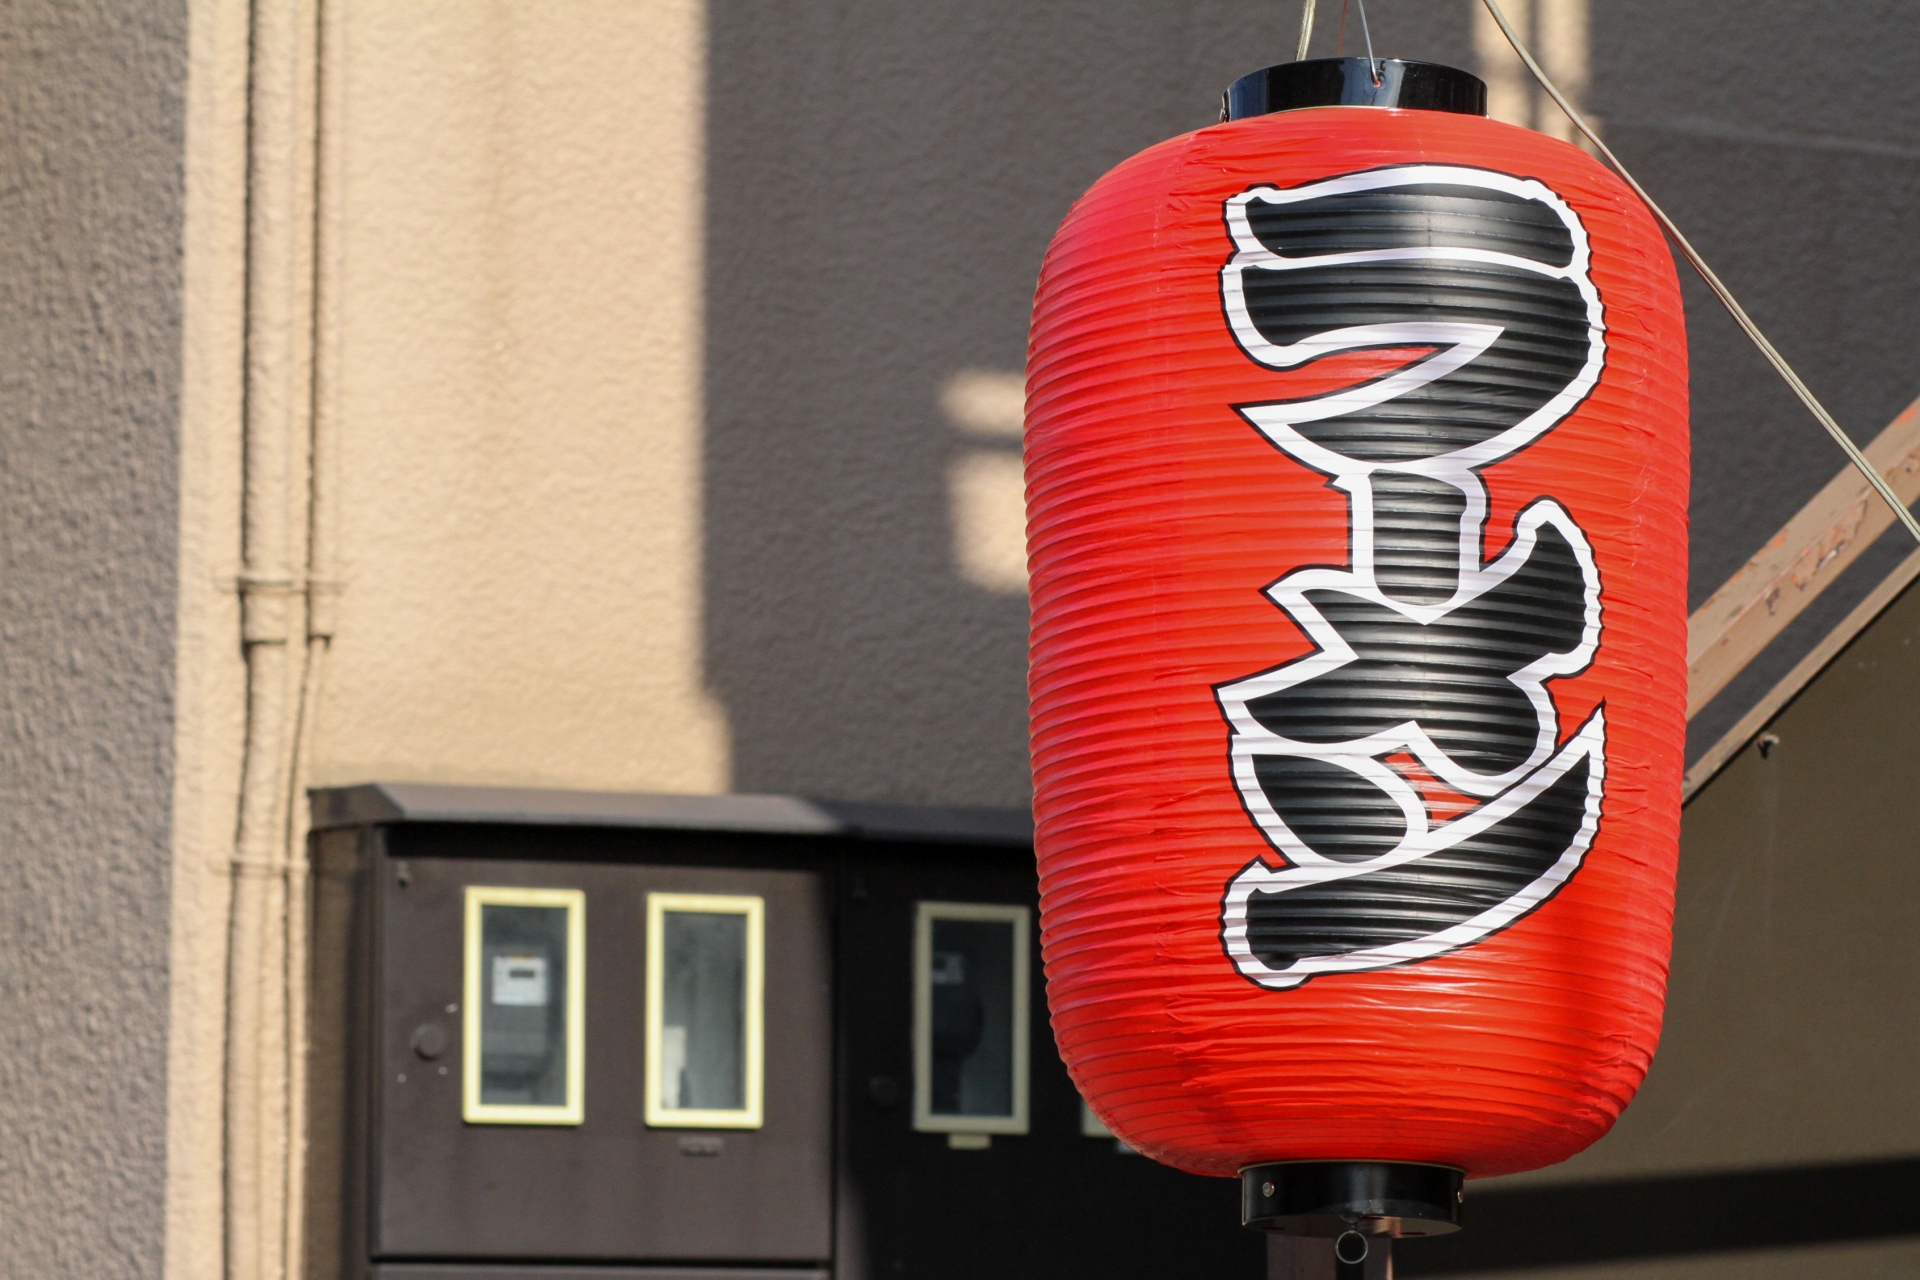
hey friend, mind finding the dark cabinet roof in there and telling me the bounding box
[309,781,1034,848]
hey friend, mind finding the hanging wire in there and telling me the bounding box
[1337,0,1348,56]
[1296,0,1318,61]
[1355,0,1381,83]
[1478,0,1920,546]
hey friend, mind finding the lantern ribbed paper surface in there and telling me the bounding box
[1026,107,1687,1179]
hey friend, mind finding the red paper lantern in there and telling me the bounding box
[1025,58,1687,1234]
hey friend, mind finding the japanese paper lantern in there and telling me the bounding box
[1026,58,1687,1235]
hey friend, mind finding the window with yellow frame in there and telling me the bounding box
[913,901,1031,1137]
[462,885,586,1125]
[644,892,765,1129]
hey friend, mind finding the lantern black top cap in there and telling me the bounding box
[1223,58,1488,121]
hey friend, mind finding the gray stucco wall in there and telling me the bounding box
[0,3,186,1275]
[1607,0,1920,757]
[704,0,1920,794]
[702,1,1472,809]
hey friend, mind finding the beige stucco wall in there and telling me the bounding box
[306,0,726,795]
[166,3,250,1275]
[163,6,726,1277]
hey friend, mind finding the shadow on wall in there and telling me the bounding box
[1579,1,1920,762]
[1397,1154,1920,1274]
[700,0,1475,808]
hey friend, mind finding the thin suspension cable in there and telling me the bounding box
[1296,0,1318,62]
[1479,0,1920,546]
[1355,0,1379,81]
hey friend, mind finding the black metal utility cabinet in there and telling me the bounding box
[309,784,1261,1280]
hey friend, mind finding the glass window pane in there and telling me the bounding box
[659,910,747,1112]
[928,917,1015,1118]
[479,903,571,1108]
[645,891,764,1129]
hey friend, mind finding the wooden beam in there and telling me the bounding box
[1683,543,1920,800]
[1687,394,1920,719]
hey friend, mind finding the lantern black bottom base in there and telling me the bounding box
[1241,1161,1464,1238]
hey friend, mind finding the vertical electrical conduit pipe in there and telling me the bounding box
[277,0,346,1268]
[229,0,323,1277]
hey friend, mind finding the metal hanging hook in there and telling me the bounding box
[1296,0,1318,62]
[1355,0,1381,83]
